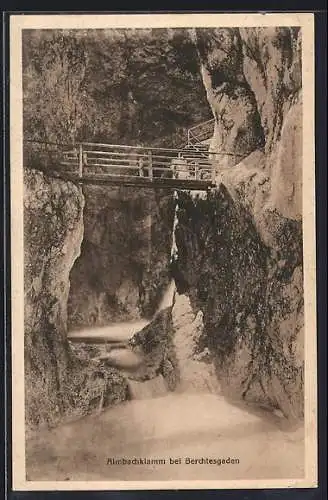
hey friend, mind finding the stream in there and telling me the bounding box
[26,283,304,482]
[26,391,304,481]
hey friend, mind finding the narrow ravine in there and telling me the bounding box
[26,187,305,482]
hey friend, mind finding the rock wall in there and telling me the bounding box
[24,169,128,430]
[129,308,180,392]
[171,294,221,393]
[194,27,301,174]
[24,169,83,428]
[67,186,175,329]
[239,27,302,156]
[169,27,304,420]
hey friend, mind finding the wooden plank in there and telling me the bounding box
[86,157,136,165]
[59,161,79,166]
[75,174,213,190]
[78,144,83,178]
[84,162,139,169]
[151,154,180,161]
[84,150,148,158]
[68,336,129,346]
[84,163,174,173]
[152,165,176,171]
[27,139,245,157]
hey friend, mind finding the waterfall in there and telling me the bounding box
[149,194,178,317]
[68,319,148,343]
[172,294,221,394]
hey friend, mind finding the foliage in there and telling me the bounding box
[23,28,211,148]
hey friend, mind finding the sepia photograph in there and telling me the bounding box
[10,13,317,490]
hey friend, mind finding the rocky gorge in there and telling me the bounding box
[23,26,304,435]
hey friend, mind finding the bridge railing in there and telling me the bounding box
[187,118,215,146]
[24,140,245,183]
[24,140,70,169]
[78,142,217,181]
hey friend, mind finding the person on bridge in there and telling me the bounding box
[138,156,146,177]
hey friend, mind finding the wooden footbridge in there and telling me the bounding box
[25,119,242,191]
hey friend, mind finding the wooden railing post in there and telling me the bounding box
[148,150,153,180]
[194,161,199,180]
[78,143,83,178]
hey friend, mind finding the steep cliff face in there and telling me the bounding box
[171,294,221,393]
[240,27,302,157]
[194,28,265,168]
[129,307,179,391]
[24,26,304,428]
[170,27,304,420]
[194,27,301,176]
[67,186,175,329]
[24,169,128,429]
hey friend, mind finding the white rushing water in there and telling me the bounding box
[68,319,149,343]
[157,280,176,312]
[67,280,175,345]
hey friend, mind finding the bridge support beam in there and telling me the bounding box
[148,150,153,180]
